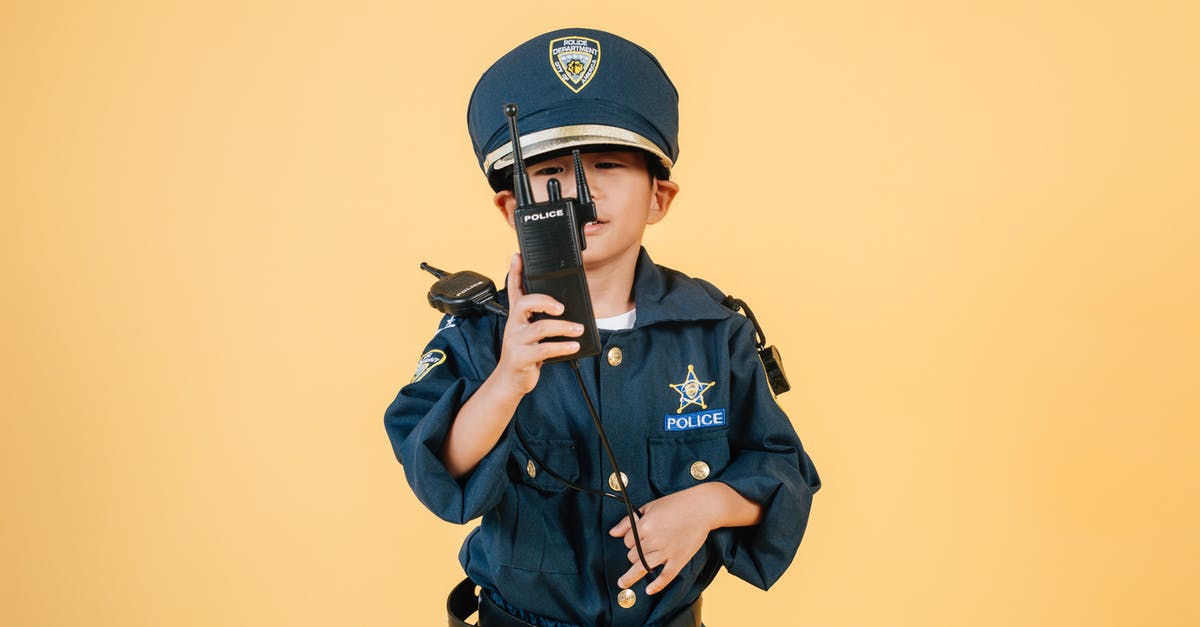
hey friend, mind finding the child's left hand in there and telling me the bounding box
[607,483,725,595]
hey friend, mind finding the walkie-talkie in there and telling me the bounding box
[505,103,601,362]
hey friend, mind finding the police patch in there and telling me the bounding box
[549,36,600,93]
[410,349,446,383]
[665,409,727,432]
[668,364,716,414]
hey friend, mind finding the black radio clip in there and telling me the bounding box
[420,263,507,318]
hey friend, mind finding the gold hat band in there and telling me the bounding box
[483,124,673,174]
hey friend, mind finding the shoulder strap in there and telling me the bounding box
[696,282,791,395]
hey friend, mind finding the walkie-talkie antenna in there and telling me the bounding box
[572,149,592,206]
[566,150,595,237]
[571,149,594,250]
[419,262,449,279]
[504,104,534,208]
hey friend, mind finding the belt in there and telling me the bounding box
[447,578,702,627]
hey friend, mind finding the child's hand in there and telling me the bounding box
[494,253,584,397]
[607,484,722,595]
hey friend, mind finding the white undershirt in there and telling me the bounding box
[595,308,637,330]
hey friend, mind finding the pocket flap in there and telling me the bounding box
[514,438,580,493]
[648,431,731,494]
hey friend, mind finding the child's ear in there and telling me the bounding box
[493,191,517,228]
[646,179,679,225]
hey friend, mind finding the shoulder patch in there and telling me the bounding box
[410,349,447,383]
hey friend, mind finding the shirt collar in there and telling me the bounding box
[631,248,732,328]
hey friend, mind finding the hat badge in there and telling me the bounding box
[549,36,601,93]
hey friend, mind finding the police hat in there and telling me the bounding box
[467,28,679,189]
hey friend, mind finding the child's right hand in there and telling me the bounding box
[494,253,584,397]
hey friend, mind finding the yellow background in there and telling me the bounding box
[2,1,1197,625]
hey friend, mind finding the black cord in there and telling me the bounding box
[512,420,613,500]
[508,362,656,577]
[721,296,767,346]
[565,359,655,578]
[447,291,656,580]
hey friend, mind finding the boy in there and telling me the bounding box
[385,28,820,627]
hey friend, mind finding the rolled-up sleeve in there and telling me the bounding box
[383,316,513,524]
[713,318,821,589]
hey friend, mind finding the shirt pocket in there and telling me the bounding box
[504,438,581,574]
[648,431,732,497]
[513,437,579,494]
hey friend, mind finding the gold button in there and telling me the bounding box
[608,472,628,492]
[617,588,636,609]
[690,461,711,481]
[526,460,537,478]
[607,347,623,367]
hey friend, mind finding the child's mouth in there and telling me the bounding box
[583,220,605,235]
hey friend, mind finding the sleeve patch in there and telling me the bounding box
[410,349,447,383]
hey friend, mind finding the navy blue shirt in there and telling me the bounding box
[385,249,820,626]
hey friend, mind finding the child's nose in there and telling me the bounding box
[554,173,597,201]
[557,176,578,199]
[567,168,603,201]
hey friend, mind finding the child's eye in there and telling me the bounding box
[533,166,565,176]
[594,161,624,169]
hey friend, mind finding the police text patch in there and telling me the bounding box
[410,349,446,383]
[664,409,727,432]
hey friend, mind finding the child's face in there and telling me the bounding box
[494,150,679,271]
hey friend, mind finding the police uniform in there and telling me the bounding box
[385,28,820,626]
[385,249,820,626]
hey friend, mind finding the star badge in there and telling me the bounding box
[668,364,716,414]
